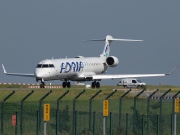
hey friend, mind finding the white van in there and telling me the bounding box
[117,78,146,88]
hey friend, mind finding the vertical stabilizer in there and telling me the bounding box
[100,35,143,58]
[100,35,113,58]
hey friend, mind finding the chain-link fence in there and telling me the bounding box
[0,89,179,135]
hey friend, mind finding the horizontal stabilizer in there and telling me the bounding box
[84,35,143,42]
[84,39,105,42]
[109,38,143,42]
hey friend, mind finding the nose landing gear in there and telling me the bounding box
[40,81,45,88]
[36,78,45,88]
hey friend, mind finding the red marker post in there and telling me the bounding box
[12,114,16,126]
[12,112,18,135]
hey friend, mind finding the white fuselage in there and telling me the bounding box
[34,57,108,81]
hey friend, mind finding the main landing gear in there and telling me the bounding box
[91,81,100,89]
[62,81,71,88]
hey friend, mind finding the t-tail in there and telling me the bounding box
[85,35,143,58]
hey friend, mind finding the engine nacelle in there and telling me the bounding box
[106,56,119,67]
[75,56,84,58]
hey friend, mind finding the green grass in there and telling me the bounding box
[0,85,179,135]
[0,84,179,113]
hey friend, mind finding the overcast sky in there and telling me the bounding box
[0,1,180,86]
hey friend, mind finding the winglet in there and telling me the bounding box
[166,65,179,75]
[2,64,7,74]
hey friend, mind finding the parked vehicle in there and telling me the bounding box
[117,78,146,88]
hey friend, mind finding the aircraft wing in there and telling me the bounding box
[2,64,35,77]
[92,65,179,80]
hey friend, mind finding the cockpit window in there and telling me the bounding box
[42,64,49,68]
[49,64,55,68]
[36,64,55,68]
[36,64,42,68]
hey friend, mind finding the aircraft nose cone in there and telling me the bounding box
[35,70,43,78]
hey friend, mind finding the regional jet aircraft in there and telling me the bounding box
[2,35,178,88]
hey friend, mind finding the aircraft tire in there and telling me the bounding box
[40,84,43,88]
[62,82,67,88]
[96,82,100,88]
[67,82,71,88]
[91,82,95,89]
[40,82,45,88]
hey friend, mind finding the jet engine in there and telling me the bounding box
[75,56,84,58]
[106,56,119,67]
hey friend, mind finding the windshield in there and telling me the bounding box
[36,64,42,68]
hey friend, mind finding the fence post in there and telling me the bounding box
[142,114,144,135]
[93,111,96,135]
[133,89,145,133]
[15,112,18,135]
[119,89,131,127]
[73,89,85,135]
[37,111,39,135]
[147,89,158,133]
[56,90,69,135]
[110,112,112,135]
[89,90,102,132]
[105,90,117,100]
[75,111,78,135]
[1,90,15,135]
[171,114,173,135]
[126,113,128,135]
[157,115,159,135]
[172,91,180,135]
[103,90,117,135]
[38,90,52,132]
[159,89,171,134]
[20,90,34,135]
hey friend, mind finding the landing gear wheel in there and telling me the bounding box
[40,82,45,88]
[91,81,100,89]
[91,82,95,89]
[67,82,71,88]
[96,82,100,88]
[124,85,127,88]
[40,84,43,88]
[62,82,67,88]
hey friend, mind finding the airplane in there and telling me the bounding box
[2,35,179,88]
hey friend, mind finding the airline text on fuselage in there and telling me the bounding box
[60,61,84,73]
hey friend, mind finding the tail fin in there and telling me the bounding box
[85,35,143,58]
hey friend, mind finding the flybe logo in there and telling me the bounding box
[60,61,84,73]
